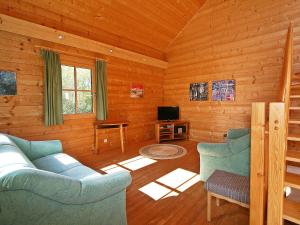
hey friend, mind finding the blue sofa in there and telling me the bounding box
[0,133,132,225]
[197,128,250,181]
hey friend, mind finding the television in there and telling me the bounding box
[157,106,179,121]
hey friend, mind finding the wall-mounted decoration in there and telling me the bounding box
[0,70,17,96]
[189,82,208,101]
[212,80,235,101]
[130,84,144,98]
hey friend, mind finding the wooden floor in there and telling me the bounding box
[79,140,250,225]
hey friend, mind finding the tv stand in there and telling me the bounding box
[155,120,189,143]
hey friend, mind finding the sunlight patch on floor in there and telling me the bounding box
[139,182,172,201]
[121,157,157,171]
[157,168,196,189]
[139,168,200,201]
[101,164,129,174]
[99,155,157,174]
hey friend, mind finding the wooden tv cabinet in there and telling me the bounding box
[155,120,189,143]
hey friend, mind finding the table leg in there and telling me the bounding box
[207,192,212,222]
[216,197,220,207]
[95,127,99,154]
[120,124,124,153]
[124,126,128,144]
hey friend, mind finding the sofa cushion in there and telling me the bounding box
[0,145,36,169]
[7,134,63,161]
[59,165,103,180]
[0,134,19,147]
[32,153,80,173]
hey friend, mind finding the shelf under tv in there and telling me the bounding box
[155,120,189,143]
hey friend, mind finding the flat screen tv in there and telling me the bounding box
[157,106,179,121]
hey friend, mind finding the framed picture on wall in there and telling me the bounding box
[189,82,208,101]
[212,80,235,101]
[130,83,144,98]
[0,70,17,96]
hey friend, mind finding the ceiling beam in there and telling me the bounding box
[0,14,168,69]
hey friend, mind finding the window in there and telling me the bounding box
[61,65,93,114]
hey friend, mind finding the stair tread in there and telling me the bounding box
[290,95,300,98]
[285,172,300,190]
[287,150,300,163]
[290,107,300,110]
[288,134,300,141]
[283,198,300,224]
[289,120,300,124]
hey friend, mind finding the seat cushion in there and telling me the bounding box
[32,153,80,173]
[205,170,249,204]
[59,165,103,180]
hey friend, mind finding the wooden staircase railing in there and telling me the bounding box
[250,103,267,225]
[250,23,300,225]
[267,22,300,225]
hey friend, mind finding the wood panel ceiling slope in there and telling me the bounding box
[0,0,206,59]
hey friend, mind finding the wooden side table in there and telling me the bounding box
[94,121,128,154]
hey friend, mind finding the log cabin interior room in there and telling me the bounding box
[0,0,300,225]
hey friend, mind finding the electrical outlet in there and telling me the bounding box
[104,139,108,143]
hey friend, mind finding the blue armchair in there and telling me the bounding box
[0,133,132,225]
[197,128,250,181]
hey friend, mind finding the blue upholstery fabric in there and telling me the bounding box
[32,153,81,173]
[7,134,63,161]
[227,128,250,140]
[0,133,132,225]
[197,128,250,181]
[59,165,102,180]
[205,170,249,204]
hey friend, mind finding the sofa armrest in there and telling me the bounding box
[0,168,131,204]
[30,140,63,160]
[227,128,250,140]
[197,142,233,157]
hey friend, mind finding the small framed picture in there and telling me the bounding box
[190,82,208,101]
[0,70,17,96]
[130,84,144,98]
[212,80,235,101]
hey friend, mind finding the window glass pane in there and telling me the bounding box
[76,68,92,90]
[77,91,93,113]
[62,91,75,114]
[61,65,75,89]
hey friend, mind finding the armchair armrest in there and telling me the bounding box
[0,168,131,204]
[197,142,233,157]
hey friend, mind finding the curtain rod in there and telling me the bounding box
[34,45,108,62]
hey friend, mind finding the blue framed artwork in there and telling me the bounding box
[190,82,208,101]
[212,80,235,101]
[0,70,17,95]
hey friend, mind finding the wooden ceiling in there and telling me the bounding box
[0,0,206,59]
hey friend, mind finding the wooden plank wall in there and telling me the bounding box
[164,0,300,142]
[0,31,164,157]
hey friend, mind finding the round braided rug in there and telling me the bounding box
[139,144,187,160]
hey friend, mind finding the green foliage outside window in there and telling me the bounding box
[61,65,93,114]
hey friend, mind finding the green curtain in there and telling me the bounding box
[41,49,63,126]
[96,60,108,120]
